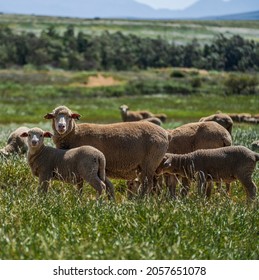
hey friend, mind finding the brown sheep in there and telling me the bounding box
[0,126,29,156]
[199,113,233,135]
[156,146,258,202]
[119,104,145,122]
[165,121,232,198]
[21,128,108,198]
[44,105,169,196]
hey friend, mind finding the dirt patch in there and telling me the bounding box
[85,73,122,87]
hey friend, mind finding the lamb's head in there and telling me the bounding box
[20,128,52,152]
[251,140,259,152]
[119,104,129,114]
[44,106,81,135]
[156,153,173,175]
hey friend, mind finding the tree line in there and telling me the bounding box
[0,25,259,71]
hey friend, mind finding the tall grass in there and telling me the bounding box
[0,68,259,259]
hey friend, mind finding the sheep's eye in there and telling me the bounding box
[40,135,43,138]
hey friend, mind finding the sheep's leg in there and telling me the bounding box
[38,175,51,194]
[164,174,177,198]
[140,172,154,197]
[105,177,115,201]
[152,175,163,195]
[238,175,257,202]
[180,177,190,197]
[75,181,83,196]
[205,181,213,198]
[88,177,106,200]
[197,171,206,196]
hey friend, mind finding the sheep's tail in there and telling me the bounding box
[98,155,106,182]
[254,153,259,162]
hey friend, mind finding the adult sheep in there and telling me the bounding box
[199,113,233,135]
[165,121,232,197]
[0,126,29,156]
[44,105,169,197]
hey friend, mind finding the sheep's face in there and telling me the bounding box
[156,154,173,175]
[21,128,52,151]
[251,141,259,152]
[119,105,129,114]
[44,106,81,135]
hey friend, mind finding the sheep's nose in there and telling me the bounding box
[31,140,38,146]
[58,123,65,129]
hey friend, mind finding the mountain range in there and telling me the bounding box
[0,0,259,19]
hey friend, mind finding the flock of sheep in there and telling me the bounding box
[1,104,259,203]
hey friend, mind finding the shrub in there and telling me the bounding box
[224,73,258,95]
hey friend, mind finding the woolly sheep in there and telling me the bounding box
[156,146,258,202]
[199,113,233,135]
[165,121,232,197]
[119,104,144,122]
[251,140,259,152]
[44,105,169,196]
[119,104,167,123]
[21,127,109,198]
[0,126,29,156]
[140,117,162,126]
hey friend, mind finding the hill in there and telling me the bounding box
[1,0,259,19]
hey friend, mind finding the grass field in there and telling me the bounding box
[0,67,259,259]
[1,14,259,44]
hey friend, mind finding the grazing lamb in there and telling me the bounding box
[165,121,232,197]
[44,105,169,196]
[0,126,29,156]
[199,113,233,135]
[21,127,109,198]
[156,146,258,202]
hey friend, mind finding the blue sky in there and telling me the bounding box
[135,0,198,10]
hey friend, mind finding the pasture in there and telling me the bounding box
[1,14,259,44]
[0,68,259,259]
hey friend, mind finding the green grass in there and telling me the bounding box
[0,68,259,259]
[1,14,259,44]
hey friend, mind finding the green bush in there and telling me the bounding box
[224,74,258,95]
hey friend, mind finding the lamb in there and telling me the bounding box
[44,105,169,196]
[21,127,109,198]
[156,146,258,202]
[0,126,29,156]
[199,113,233,135]
[165,121,232,197]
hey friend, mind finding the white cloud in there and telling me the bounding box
[135,0,198,10]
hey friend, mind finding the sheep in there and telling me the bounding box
[21,127,109,198]
[140,117,162,126]
[156,145,258,202]
[44,105,169,196]
[153,113,167,123]
[199,113,233,135]
[0,126,29,156]
[165,121,232,198]
[119,104,144,122]
[251,140,259,152]
[119,104,167,123]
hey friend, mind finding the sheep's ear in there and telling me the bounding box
[44,113,54,119]
[70,113,81,120]
[20,132,29,138]
[43,131,53,138]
